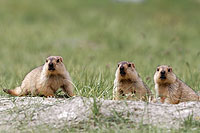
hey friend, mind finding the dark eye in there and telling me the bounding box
[157,68,159,71]
[46,59,48,63]
[168,69,171,72]
[118,64,120,67]
[57,59,60,63]
[128,64,131,67]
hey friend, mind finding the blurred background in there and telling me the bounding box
[0,0,200,98]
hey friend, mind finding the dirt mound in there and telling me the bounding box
[0,96,199,132]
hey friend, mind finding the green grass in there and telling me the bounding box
[0,0,200,132]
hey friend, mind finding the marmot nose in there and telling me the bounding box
[120,66,124,71]
[161,71,165,75]
[49,63,54,67]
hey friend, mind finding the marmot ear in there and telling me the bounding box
[131,63,135,68]
[168,67,172,72]
[59,57,63,62]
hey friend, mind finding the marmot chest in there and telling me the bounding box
[118,81,136,92]
[158,83,179,97]
[45,75,64,89]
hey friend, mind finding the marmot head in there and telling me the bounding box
[115,61,138,81]
[154,65,176,84]
[44,56,66,75]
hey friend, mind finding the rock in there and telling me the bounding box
[0,96,199,131]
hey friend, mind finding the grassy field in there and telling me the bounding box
[0,0,200,132]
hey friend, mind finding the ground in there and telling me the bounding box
[0,0,200,132]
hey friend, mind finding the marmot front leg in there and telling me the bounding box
[39,88,55,97]
[61,81,75,97]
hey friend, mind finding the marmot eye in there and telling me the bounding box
[128,64,131,67]
[46,59,48,63]
[157,68,159,71]
[168,69,171,72]
[57,59,60,63]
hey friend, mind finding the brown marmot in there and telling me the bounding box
[3,56,74,97]
[154,65,199,104]
[113,61,152,101]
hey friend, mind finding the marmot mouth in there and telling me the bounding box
[120,71,126,76]
[160,76,166,80]
[48,67,55,71]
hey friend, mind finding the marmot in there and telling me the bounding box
[113,61,152,101]
[3,56,74,97]
[154,65,199,104]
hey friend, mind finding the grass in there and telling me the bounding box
[0,0,200,132]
